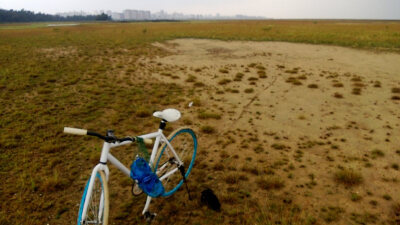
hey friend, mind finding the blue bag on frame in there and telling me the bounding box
[130,157,165,198]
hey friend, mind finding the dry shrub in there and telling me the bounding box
[224,173,240,184]
[185,75,196,82]
[271,143,287,150]
[307,84,318,89]
[234,72,244,81]
[285,68,299,74]
[392,96,400,100]
[41,171,69,192]
[353,82,364,87]
[198,111,222,120]
[373,81,381,88]
[352,88,361,95]
[213,162,225,171]
[392,203,400,220]
[135,107,151,117]
[257,176,284,190]
[333,92,343,98]
[241,164,260,175]
[257,70,267,78]
[320,206,344,223]
[248,77,258,81]
[297,75,307,80]
[256,65,265,70]
[244,88,254,93]
[332,82,344,87]
[276,65,285,69]
[351,77,362,82]
[392,87,400,93]
[218,78,231,85]
[286,77,302,85]
[201,125,215,134]
[193,82,205,87]
[334,168,363,186]
[219,68,229,73]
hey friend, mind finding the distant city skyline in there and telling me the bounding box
[1,0,400,19]
[55,9,265,21]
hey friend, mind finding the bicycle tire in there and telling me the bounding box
[77,170,109,225]
[154,127,197,197]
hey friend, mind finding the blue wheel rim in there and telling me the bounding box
[77,173,103,225]
[154,128,197,197]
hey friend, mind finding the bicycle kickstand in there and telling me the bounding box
[178,165,192,201]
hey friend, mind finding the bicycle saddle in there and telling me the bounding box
[153,109,181,122]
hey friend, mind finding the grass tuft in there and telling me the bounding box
[135,108,151,118]
[371,149,385,158]
[244,88,254,93]
[234,72,244,81]
[307,84,318,89]
[185,75,197,82]
[392,96,400,100]
[218,78,231,85]
[352,88,361,95]
[286,77,302,85]
[320,206,344,223]
[334,168,363,186]
[271,143,287,150]
[350,193,362,202]
[392,87,400,93]
[257,70,267,78]
[198,111,222,120]
[333,92,343,98]
[201,125,216,134]
[256,176,285,190]
[219,68,229,74]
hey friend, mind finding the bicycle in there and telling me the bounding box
[64,108,198,225]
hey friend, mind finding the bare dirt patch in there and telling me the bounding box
[141,39,400,224]
[37,47,78,59]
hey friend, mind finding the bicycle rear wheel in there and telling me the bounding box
[154,127,197,196]
[77,170,109,225]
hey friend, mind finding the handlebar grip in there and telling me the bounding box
[64,127,88,135]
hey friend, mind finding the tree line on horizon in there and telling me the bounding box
[0,9,111,22]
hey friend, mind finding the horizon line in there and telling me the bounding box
[1,7,400,21]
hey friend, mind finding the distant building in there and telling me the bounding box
[111,12,123,20]
[112,9,151,21]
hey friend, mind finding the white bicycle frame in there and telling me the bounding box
[80,128,183,224]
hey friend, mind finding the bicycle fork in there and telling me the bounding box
[80,164,109,224]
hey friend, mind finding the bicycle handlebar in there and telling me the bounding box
[63,127,153,145]
[64,127,87,135]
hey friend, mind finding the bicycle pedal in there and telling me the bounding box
[144,211,157,223]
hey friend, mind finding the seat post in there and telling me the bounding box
[159,120,167,130]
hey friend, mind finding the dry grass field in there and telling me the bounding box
[0,20,400,225]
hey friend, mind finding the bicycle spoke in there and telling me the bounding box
[81,174,104,225]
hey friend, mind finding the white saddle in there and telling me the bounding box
[153,108,181,122]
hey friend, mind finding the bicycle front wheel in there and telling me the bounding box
[77,170,109,225]
[154,127,197,196]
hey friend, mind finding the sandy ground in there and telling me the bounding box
[141,39,400,223]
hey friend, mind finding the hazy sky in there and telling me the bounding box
[1,0,400,19]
